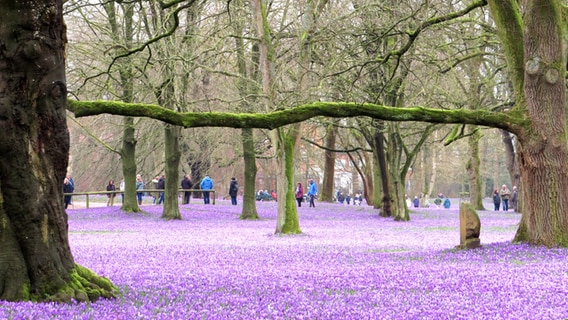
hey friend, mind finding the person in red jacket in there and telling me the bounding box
[295,182,304,207]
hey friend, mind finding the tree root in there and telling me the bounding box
[44,264,117,303]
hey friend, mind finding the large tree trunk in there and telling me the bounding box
[512,0,568,246]
[0,0,115,301]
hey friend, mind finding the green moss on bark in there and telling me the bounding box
[32,264,117,303]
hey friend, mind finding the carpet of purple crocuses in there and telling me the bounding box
[1,197,568,320]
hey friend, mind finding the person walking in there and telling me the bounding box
[443,197,451,209]
[66,173,75,205]
[493,189,501,211]
[500,184,511,211]
[157,175,166,205]
[181,174,193,204]
[106,180,116,206]
[294,183,304,207]
[200,175,214,204]
[307,179,318,208]
[151,176,160,204]
[63,178,73,209]
[511,186,518,212]
[228,177,239,205]
[135,174,145,205]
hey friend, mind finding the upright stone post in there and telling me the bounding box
[458,202,481,249]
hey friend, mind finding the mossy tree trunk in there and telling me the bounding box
[0,0,115,301]
[275,129,302,234]
[241,128,259,219]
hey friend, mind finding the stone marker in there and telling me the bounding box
[458,202,481,249]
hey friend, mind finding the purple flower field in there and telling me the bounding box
[2,199,567,319]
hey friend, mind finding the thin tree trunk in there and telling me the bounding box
[500,130,521,211]
[104,2,140,213]
[374,126,392,217]
[162,124,182,220]
[320,124,337,202]
[121,117,141,212]
[467,127,484,209]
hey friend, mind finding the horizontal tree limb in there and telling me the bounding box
[67,99,528,134]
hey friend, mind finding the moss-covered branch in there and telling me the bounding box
[67,99,528,134]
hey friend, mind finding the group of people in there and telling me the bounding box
[256,190,277,201]
[336,191,364,206]
[101,174,218,206]
[493,184,518,212]
[409,193,450,209]
[433,193,451,209]
[294,179,318,207]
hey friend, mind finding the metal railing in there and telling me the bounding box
[63,189,216,208]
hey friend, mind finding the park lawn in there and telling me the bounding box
[1,200,567,319]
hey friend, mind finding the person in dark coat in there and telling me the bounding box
[181,174,193,204]
[106,180,116,206]
[63,178,74,209]
[493,189,501,211]
[157,175,166,205]
[413,196,420,208]
[228,177,239,205]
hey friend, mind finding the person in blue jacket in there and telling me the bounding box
[443,197,451,209]
[307,179,318,208]
[200,175,214,204]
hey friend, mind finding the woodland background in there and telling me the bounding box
[63,0,510,201]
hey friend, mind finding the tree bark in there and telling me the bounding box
[275,129,302,234]
[466,127,484,209]
[0,0,115,301]
[162,124,182,220]
[512,0,568,246]
[120,116,141,212]
[240,128,259,219]
[320,124,337,202]
[373,124,392,217]
[104,1,141,213]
